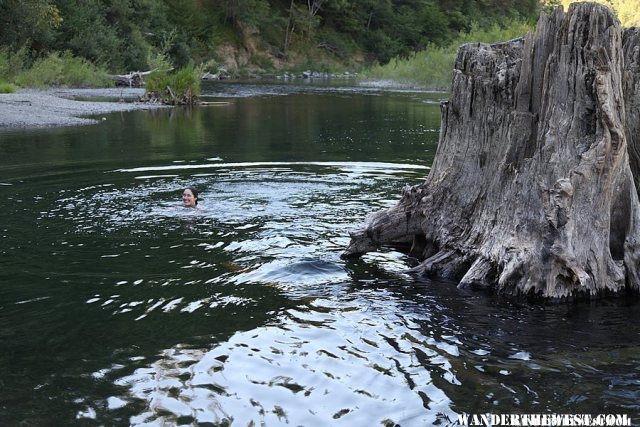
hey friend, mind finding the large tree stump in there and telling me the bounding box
[343,3,640,300]
[624,27,640,184]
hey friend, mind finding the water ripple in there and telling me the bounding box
[113,296,457,426]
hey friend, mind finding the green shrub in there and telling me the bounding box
[0,81,17,93]
[362,20,534,90]
[0,45,30,82]
[14,51,110,88]
[147,52,173,73]
[144,64,201,104]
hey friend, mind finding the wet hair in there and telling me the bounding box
[184,187,199,205]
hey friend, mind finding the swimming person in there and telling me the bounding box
[182,187,199,208]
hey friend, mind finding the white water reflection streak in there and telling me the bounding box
[116,160,430,174]
[115,296,457,426]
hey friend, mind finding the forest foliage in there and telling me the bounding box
[0,0,638,88]
[365,0,639,88]
[363,20,533,89]
[1,0,541,74]
[548,0,640,27]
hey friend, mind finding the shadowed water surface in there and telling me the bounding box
[1,81,639,426]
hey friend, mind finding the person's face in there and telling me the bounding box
[182,189,196,207]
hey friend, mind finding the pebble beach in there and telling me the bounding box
[0,88,167,128]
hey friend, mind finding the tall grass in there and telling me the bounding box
[12,51,110,88]
[0,81,17,93]
[362,20,534,90]
[144,65,202,104]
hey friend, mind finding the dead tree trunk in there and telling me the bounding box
[623,28,640,188]
[343,3,640,300]
[283,0,296,57]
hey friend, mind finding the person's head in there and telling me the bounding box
[182,187,198,207]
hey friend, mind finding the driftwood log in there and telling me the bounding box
[343,3,640,300]
[107,71,153,88]
[107,69,174,88]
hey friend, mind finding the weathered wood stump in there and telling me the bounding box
[624,27,640,184]
[343,3,640,300]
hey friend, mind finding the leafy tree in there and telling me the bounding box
[223,0,272,28]
[603,0,640,26]
[52,0,170,71]
[161,0,221,65]
[420,1,451,46]
[0,0,62,51]
[52,0,121,68]
[547,0,640,27]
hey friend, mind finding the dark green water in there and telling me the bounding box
[1,82,639,426]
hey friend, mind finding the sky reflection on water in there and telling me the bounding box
[1,84,639,426]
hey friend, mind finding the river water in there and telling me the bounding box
[1,81,639,426]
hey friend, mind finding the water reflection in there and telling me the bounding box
[113,295,456,426]
[200,80,443,99]
[1,83,639,426]
[93,277,640,426]
[46,160,442,425]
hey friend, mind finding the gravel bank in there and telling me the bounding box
[0,88,167,128]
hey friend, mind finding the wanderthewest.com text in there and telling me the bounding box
[456,413,631,426]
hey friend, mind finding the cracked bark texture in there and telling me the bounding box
[343,3,640,299]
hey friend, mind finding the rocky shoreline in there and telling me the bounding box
[0,88,168,129]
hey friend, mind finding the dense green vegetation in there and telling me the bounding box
[365,0,640,89]
[13,51,111,88]
[0,0,637,90]
[0,81,17,93]
[1,1,540,74]
[363,20,533,89]
[144,64,202,104]
[0,47,110,88]
[551,0,640,27]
